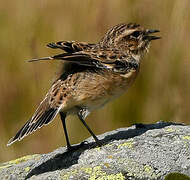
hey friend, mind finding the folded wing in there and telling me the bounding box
[28,40,138,72]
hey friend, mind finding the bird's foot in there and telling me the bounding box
[95,140,103,147]
[67,141,88,151]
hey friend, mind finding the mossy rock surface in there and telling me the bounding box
[0,122,190,180]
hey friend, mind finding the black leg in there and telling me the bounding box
[77,109,102,147]
[59,112,72,150]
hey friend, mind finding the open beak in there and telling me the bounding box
[144,29,161,41]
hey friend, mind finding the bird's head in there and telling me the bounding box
[100,23,160,58]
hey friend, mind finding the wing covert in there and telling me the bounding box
[47,41,95,53]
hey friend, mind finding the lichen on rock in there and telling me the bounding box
[0,122,190,180]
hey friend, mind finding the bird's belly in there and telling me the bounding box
[73,70,138,111]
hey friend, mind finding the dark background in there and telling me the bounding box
[1,0,190,162]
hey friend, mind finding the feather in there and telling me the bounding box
[7,103,59,146]
[47,41,95,52]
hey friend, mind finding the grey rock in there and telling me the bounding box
[0,122,190,180]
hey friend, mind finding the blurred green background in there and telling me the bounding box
[0,0,190,162]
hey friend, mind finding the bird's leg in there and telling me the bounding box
[60,112,72,150]
[77,108,102,147]
[60,112,86,151]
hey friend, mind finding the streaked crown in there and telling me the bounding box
[99,23,160,54]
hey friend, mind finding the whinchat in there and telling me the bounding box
[7,23,160,150]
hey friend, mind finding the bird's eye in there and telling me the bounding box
[131,31,141,38]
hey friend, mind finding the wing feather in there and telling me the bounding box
[28,40,138,73]
[7,107,59,146]
[7,95,60,146]
[7,79,66,146]
[47,41,95,52]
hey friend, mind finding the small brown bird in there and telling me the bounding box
[7,23,160,150]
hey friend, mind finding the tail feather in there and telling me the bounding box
[7,108,59,146]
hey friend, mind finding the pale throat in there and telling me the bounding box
[132,53,141,63]
[131,51,145,63]
[131,44,150,63]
